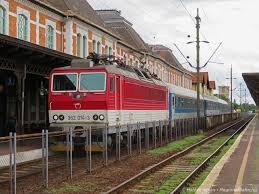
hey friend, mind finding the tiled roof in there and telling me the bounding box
[39,0,106,29]
[149,44,187,71]
[97,10,150,52]
[192,72,209,84]
[209,81,216,90]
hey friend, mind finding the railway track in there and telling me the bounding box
[105,116,253,194]
[0,117,249,190]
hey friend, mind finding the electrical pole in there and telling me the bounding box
[196,8,201,128]
[226,65,236,118]
[231,65,233,118]
[174,8,223,128]
[239,83,242,106]
[244,88,247,111]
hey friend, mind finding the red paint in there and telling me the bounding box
[48,66,168,112]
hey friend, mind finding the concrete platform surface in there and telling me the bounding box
[197,115,259,194]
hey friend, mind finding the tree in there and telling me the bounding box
[218,94,230,103]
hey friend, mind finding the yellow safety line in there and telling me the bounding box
[234,119,256,194]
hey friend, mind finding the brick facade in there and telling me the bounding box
[0,0,193,89]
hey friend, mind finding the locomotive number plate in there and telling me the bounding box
[68,115,91,121]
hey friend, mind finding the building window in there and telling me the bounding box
[83,36,87,58]
[109,47,112,56]
[46,25,54,49]
[93,40,96,53]
[123,55,127,65]
[97,41,101,54]
[77,33,81,57]
[0,6,6,34]
[18,14,28,40]
[105,45,109,55]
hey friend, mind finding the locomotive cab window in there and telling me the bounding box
[52,73,77,92]
[80,73,106,92]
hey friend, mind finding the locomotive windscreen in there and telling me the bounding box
[52,74,77,92]
[52,72,106,92]
[79,73,106,92]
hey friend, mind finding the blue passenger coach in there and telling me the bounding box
[167,84,230,125]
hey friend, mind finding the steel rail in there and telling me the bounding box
[104,117,249,194]
[171,115,254,194]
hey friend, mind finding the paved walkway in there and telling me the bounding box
[197,115,259,194]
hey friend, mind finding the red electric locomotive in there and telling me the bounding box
[48,56,168,134]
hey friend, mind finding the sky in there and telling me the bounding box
[88,0,258,104]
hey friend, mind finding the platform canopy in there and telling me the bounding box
[0,34,77,76]
[243,73,259,106]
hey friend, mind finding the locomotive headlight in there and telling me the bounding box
[93,114,99,121]
[99,114,105,121]
[59,115,65,121]
[53,115,59,121]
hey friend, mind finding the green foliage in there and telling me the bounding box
[218,94,230,103]
[46,182,96,194]
[148,134,205,155]
[232,100,256,112]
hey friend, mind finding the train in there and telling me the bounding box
[48,55,230,151]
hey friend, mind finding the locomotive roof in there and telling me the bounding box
[53,64,167,87]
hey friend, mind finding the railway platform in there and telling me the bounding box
[197,114,259,194]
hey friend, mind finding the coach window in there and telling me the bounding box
[18,14,28,40]
[0,6,6,34]
[109,77,114,92]
[172,96,175,108]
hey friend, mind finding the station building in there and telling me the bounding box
[218,86,230,100]
[0,0,193,136]
[192,72,216,96]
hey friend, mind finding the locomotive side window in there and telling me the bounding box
[52,74,77,92]
[110,77,114,92]
[80,73,106,92]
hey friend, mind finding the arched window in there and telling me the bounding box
[93,40,96,53]
[109,47,112,56]
[46,25,54,49]
[83,36,87,58]
[0,6,6,34]
[105,45,109,55]
[77,33,81,57]
[97,41,101,54]
[18,14,28,40]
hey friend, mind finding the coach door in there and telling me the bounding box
[115,76,122,123]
